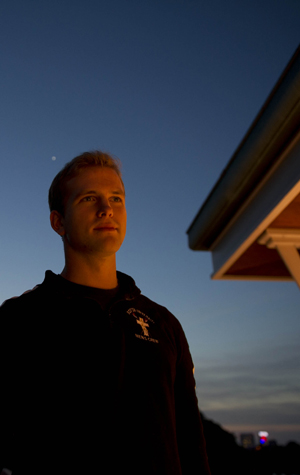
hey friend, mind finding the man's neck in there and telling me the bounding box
[60,252,118,289]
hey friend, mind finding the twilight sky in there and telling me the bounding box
[0,0,299,446]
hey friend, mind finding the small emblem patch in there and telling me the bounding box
[127,308,159,344]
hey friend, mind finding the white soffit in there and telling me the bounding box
[212,178,300,280]
[258,228,300,288]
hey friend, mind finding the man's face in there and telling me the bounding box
[55,167,127,258]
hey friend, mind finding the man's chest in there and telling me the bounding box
[13,298,178,407]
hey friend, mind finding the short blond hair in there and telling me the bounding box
[48,150,124,215]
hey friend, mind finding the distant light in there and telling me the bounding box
[258,431,269,438]
[258,431,269,445]
[51,156,56,161]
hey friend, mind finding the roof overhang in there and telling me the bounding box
[187,45,300,288]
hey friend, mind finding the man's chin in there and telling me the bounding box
[65,234,125,257]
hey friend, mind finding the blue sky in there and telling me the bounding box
[0,0,299,445]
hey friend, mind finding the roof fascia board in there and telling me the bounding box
[211,138,300,278]
[187,45,300,251]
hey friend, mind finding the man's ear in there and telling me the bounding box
[50,210,65,237]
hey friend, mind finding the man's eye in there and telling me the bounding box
[110,196,122,202]
[82,196,95,202]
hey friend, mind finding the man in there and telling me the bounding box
[1,151,210,475]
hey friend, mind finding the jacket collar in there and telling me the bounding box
[42,270,141,301]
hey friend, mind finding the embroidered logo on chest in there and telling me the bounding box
[127,308,159,344]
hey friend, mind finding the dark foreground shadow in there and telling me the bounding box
[201,413,300,475]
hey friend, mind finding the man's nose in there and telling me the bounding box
[96,200,113,217]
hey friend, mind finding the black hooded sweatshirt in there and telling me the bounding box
[0,271,210,475]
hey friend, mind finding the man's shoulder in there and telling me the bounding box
[132,293,192,364]
[134,293,184,334]
[118,271,185,333]
[0,271,56,310]
[1,285,41,308]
